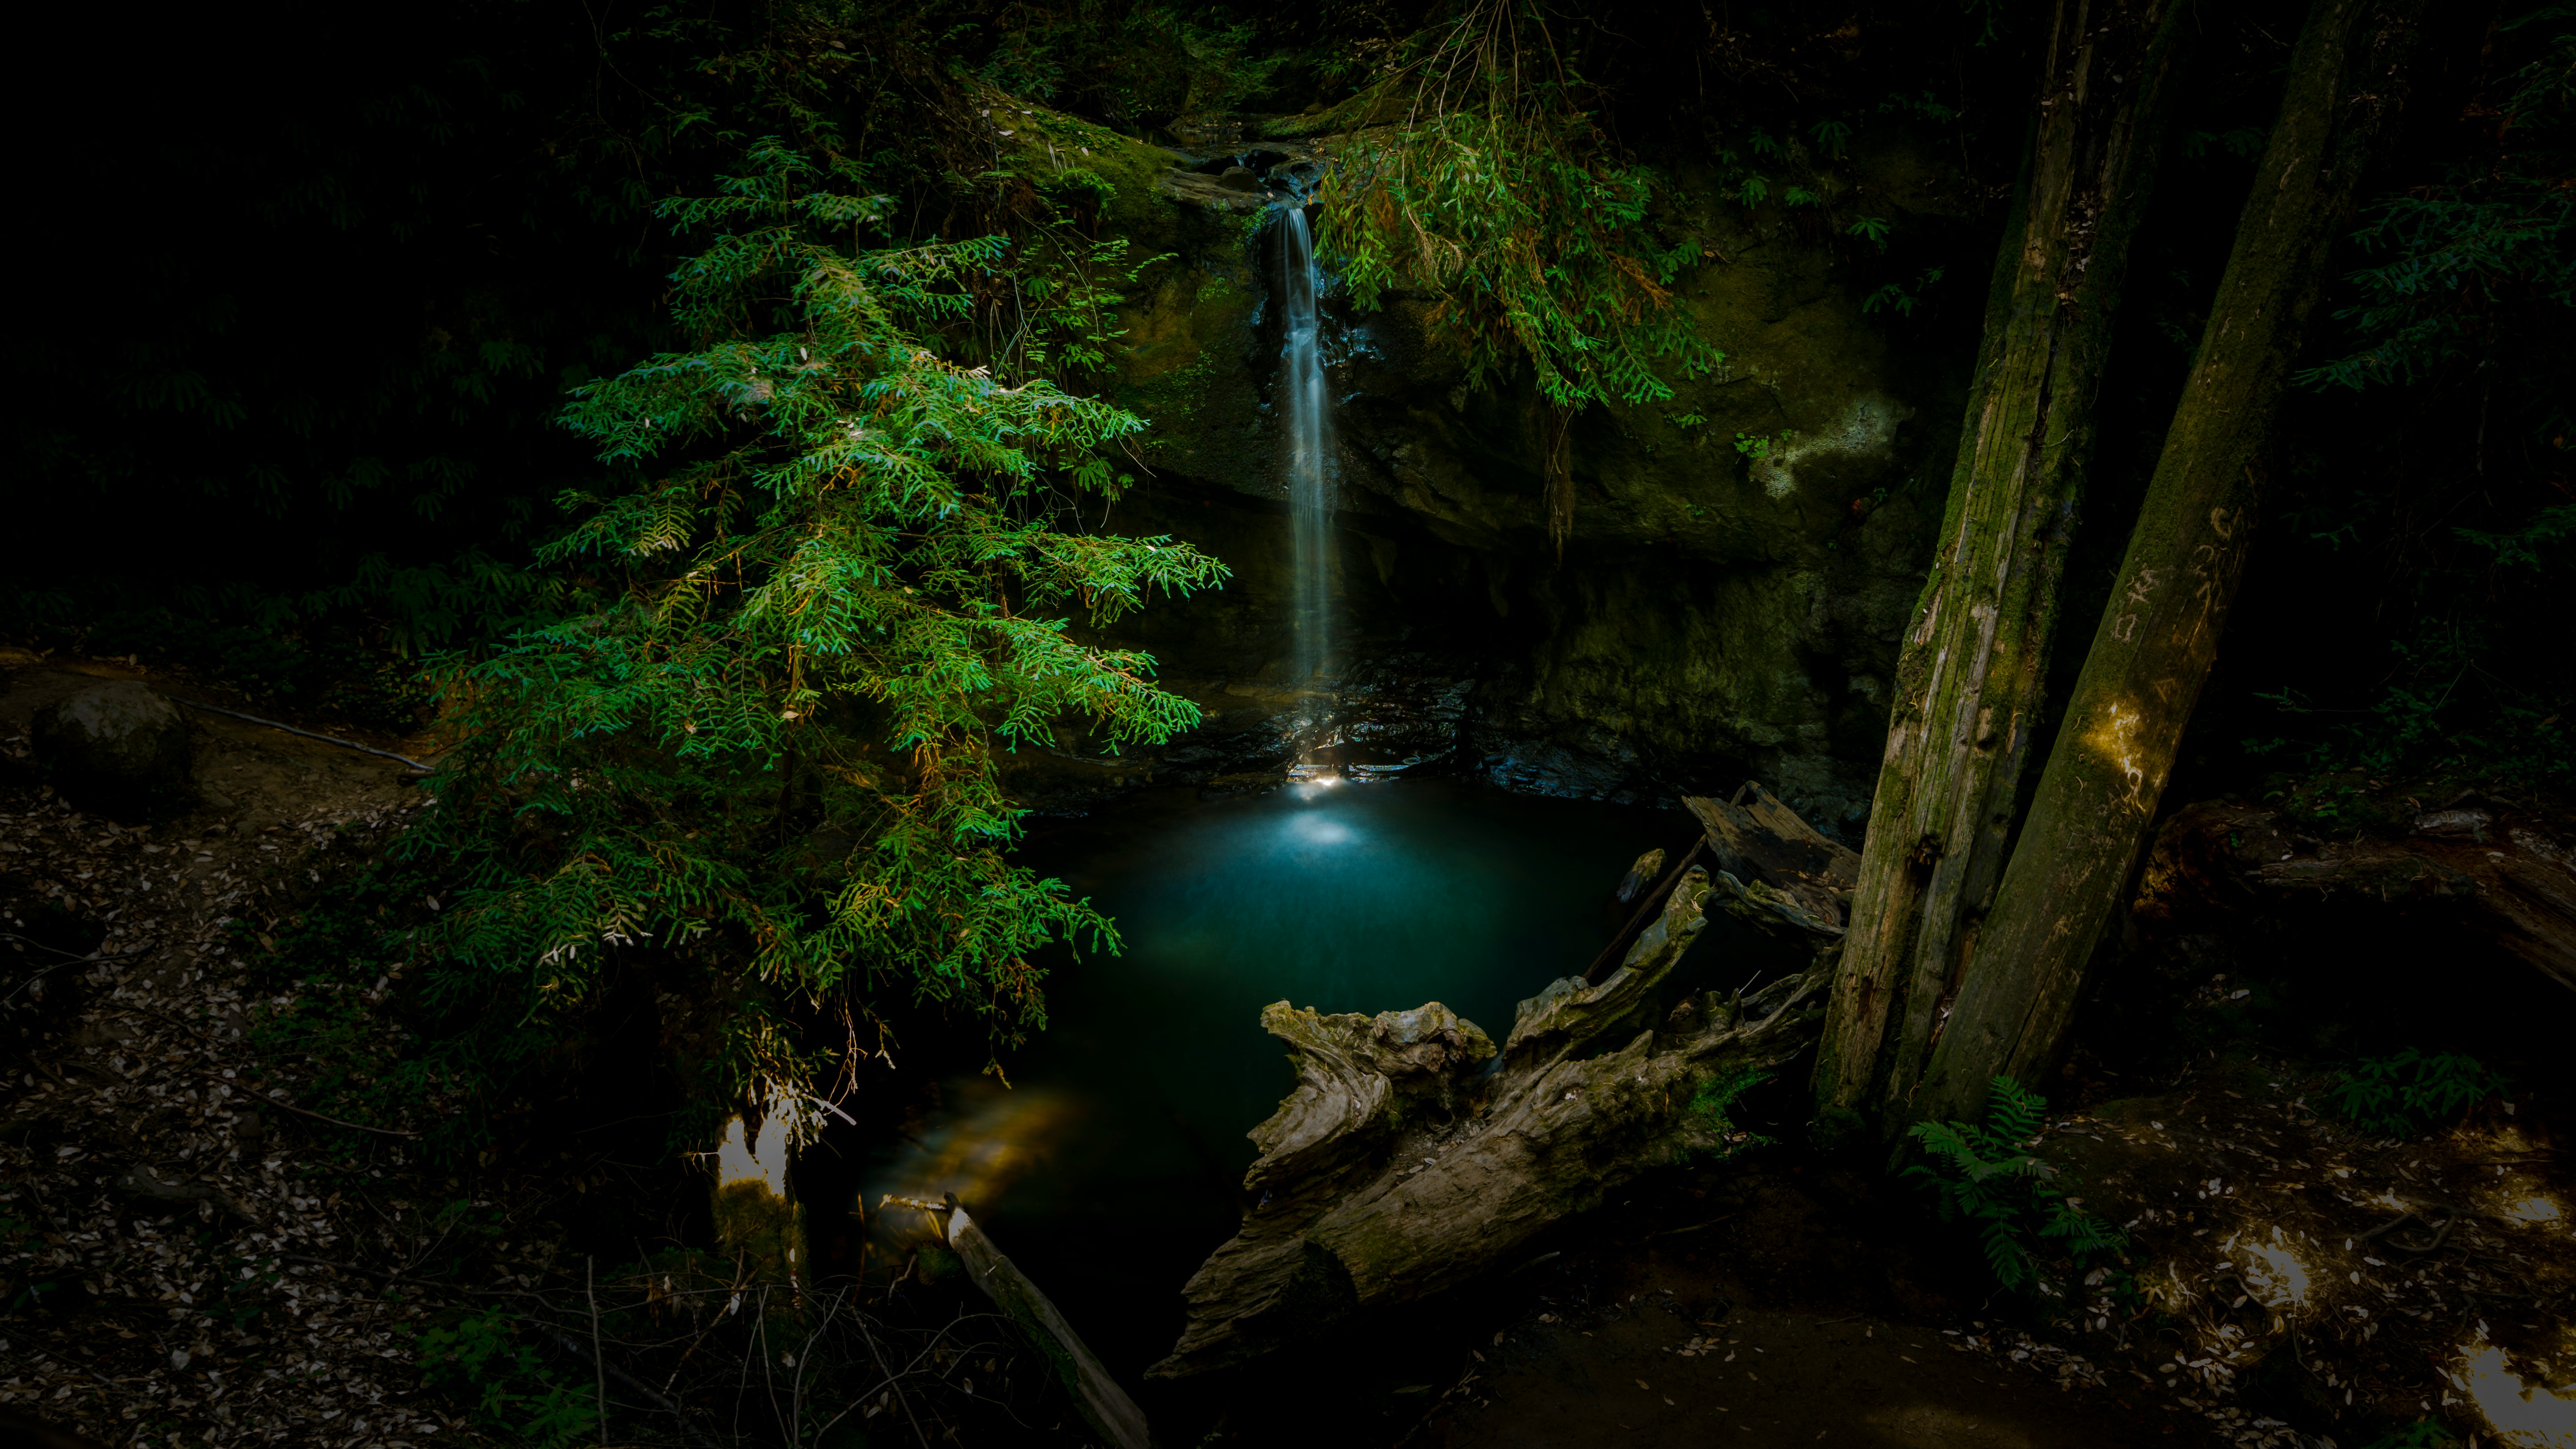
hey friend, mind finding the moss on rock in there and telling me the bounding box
[1020,107,1971,819]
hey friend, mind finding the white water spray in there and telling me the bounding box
[1278,204,1334,716]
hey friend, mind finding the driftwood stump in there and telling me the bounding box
[1150,788,1855,1379]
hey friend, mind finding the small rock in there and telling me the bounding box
[32,680,193,819]
[1218,165,1260,192]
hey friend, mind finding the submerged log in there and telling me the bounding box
[1151,802,1849,1379]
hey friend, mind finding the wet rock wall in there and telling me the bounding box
[990,104,1987,835]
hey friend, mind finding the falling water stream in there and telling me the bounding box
[838,191,1784,1380]
[1278,203,1334,728]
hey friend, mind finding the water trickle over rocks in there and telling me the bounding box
[978,103,1978,831]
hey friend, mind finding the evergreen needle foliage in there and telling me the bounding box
[2246,8,2571,789]
[403,144,1226,1138]
[1903,1076,2126,1294]
[2293,13,2571,395]
[1314,0,1718,549]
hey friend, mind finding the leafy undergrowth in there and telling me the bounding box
[1903,1076,2130,1298]
[2326,1051,2511,1142]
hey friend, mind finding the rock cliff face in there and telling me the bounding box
[988,101,1980,834]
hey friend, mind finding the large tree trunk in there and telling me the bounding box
[1911,0,2430,1125]
[1813,0,2190,1136]
[1150,792,1849,1379]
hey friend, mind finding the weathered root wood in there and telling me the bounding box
[1151,806,1849,1379]
[1687,783,1861,934]
[1612,848,1667,907]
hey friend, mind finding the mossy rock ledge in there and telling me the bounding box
[999,99,1975,828]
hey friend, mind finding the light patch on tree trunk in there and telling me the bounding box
[714,1110,808,1289]
[1912,0,2432,1127]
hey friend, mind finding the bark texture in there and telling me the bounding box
[1814,0,2189,1133]
[1151,796,1852,1379]
[1691,783,1863,934]
[1913,0,2431,1125]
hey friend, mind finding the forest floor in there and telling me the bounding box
[0,651,469,1445]
[1353,1083,2573,1449]
[3,649,2570,1449]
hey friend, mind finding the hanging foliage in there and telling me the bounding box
[1312,0,1719,552]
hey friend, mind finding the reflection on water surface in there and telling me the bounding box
[862,777,1706,1365]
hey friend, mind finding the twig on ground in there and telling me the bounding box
[171,696,438,772]
[274,1252,523,1299]
[856,1309,935,1449]
[792,1285,851,1446]
[201,1068,420,1138]
[1,935,157,1006]
[589,1255,608,1447]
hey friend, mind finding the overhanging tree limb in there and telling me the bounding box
[1912,0,2432,1125]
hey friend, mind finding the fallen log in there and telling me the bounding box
[2135,798,2576,993]
[1150,796,1850,1379]
[113,1162,259,1224]
[948,1202,1154,1449]
[888,1193,1157,1448]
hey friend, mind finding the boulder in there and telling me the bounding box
[31,681,192,818]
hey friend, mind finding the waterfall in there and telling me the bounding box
[1278,204,1333,723]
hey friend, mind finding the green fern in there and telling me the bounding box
[1903,1076,2126,1294]
[417,1310,594,1447]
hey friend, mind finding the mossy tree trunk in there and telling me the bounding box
[1814,0,2190,1135]
[1911,0,2430,1125]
